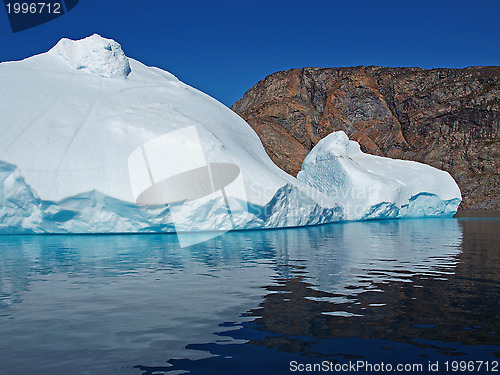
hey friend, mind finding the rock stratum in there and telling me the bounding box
[232,66,500,209]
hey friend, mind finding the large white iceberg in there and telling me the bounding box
[0,35,461,234]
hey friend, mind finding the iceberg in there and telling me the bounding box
[297,131,461,220]
[0,35,461,235]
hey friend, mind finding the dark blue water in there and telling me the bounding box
[0,218,498,374]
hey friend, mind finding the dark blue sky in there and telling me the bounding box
[1,0,499,106]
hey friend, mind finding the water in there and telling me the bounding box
[0,217,498,374]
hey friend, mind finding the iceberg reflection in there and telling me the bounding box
[0,218,466,375]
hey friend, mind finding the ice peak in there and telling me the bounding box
[49,34,131,79]
[303,131,362,165]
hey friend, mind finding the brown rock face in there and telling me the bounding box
[231,66,500,209]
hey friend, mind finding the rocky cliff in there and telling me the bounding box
[232,66,500,209]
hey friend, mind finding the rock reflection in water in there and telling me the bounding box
[239,218,499,357]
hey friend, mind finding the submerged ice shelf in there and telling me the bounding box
[0,35,461,234]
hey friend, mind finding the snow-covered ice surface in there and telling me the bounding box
[297,132,461,220]
[0,35,460,234]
